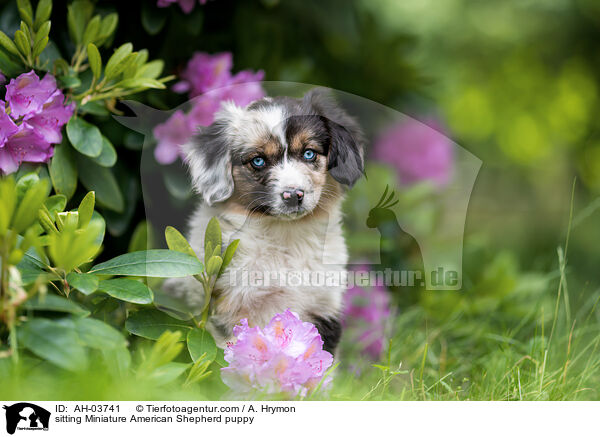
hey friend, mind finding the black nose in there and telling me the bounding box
[281,189,304,206]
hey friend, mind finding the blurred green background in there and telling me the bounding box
[121,0,600,286]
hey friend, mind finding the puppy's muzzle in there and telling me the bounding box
[281,188,305,207]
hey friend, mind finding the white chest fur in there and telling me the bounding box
[168,200,348,346]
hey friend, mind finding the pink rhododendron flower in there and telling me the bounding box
[373,118,454,188]
[342,267,391,359]
[174,52,233,98]
[157,0,209,14]
[222,69,265,107]
[221,310,333,397]
[153,52,264,164]
[152,110,194,164]
[0,104,18,147]
[187,94,222,127]
[25,91,75,144]
[5,70,57,119]
[0,71,74,174]
[0,125,53,175]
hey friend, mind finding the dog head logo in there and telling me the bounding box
[3,403,50,435]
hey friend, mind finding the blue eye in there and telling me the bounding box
[303,149,316,161]
[251,156,266,168]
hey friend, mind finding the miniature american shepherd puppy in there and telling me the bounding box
[164,88,365,354]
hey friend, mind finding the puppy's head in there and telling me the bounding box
[183,88,364,218]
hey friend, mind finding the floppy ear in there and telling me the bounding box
[305,88,365,186]
[182,119,234,206]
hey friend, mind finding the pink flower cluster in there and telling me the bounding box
[221,310,333,398]
[157,0,208,14]
[153,52,264,165]
[342,267,391,359]
[373,118,454,188]
[1,71,74,174]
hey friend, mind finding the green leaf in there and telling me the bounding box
[136,59,164,79]
[38,208,57,235]
[0,31,20,57]
[32,35,47,58]
[15,172,39,203]
[96,13,118,46]
[17,251,47,285]
[129,220,151,252]
[90,249,204,277]
[55,211,77,232]
[58,74,81,89]
[214,347,227,367]
[204,217,221,257]
[91,136,117,167]
[19,318,88,371]
[80,100,109,116]
[187,328,217,363]
[152,288,194,321]
[66,272,99,295]
[49,142,77,200]
[66,117,103,157]
[77,191,95,228]
[204,242,212,267]
[125,309,193,340]
[104,42,132,80]
[74,317,127,350]
[206,255,223,277]
[48,219,103,272]
[67,0,93,44]
[76,155,124,212]
[34,0,52,30]
[13,179,48,233]
[22,294,90,316]
[86,42,101,79]
[121,53,140,79]
[44,195,66,215]
[82,14,100,45]
[219,239,239,276]
[53,58,70,75]
[165,226,196,257]
[102,346,131,378]
[17,0,34,26]
[145,362,190,386]
[0,50,22,77]
[14,29,31,57]
[135,49,148,67]
[185,358,213,385]
[33,21,50,46]
[114,77,166,90]
[90,211,109,245]
[97,278,154,304]
[141,2,167,35]
[0,177,16,236]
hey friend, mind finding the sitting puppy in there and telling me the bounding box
[164,88,364,354]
